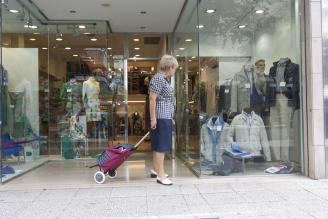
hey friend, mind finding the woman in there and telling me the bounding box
[149,55,178,185]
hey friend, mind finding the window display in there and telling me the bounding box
[174,0,303,176]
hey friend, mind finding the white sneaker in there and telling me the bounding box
[150,169,169,178]
[156,177,173,186]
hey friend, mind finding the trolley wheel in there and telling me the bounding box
[94,171,106,184]
[108,170,117,179]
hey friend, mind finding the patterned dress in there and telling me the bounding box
[82,77,101,122]
[60,80,83,120]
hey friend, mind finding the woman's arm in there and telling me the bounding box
[149,91,158,129]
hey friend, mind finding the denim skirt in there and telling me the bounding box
[151,119,172,153]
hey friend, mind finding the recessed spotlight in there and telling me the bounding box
[41,47,48,50]
[135,54,140,57]
[109,54,113,56]
[3,43,9,46]
[29,38,36,41]
[255,9,264,14]
[65,47,71,50]
[205,9,216,14]
[33,32,40,35]
[101,3,111,7]
[107,47,112,50]
[140,11,147,14]
[133,38,140,42]
[188,60,192,62]
[24,24,29,28]
[78,25,86,29]
[73,54,78,57]
[179,48,185,50]
[239,25,246,29]
[191,56,196,59]
[176,54,180,57]
[69,10,77,13]
[9,9,20,13]
[185,39,192,42]
[30,25,38,29]
[196,25,204,29]
[134,47,140,50]
[140,26,146,29]
[83,32,91,35]
[90,37,97,41]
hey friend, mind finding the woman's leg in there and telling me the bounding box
[152,151,158,173]
[156,152,166,180]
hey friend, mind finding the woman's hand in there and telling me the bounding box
[151,118,157,130]
[172,119,175,126]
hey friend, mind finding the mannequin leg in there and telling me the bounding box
[270,99,281,161]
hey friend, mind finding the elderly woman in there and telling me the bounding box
[149,55,178,185]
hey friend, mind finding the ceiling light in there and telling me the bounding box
[135,54,140,57]
[185,39,192,42]
[41,47,48,50]
[188,60,192,62]
[33,32,40,35]
[24,24,29,28]
[83,32,91,35]
[134,47,140,50]
[73,54,78,57]
[176,54,180,57]
[255,9,264,14]
[140,11,147,14]
[179,48,185,50]
[133,38,140,42]
[191,56,196,59]
[78,25,86,29]
[90,37,97,41]
[205,9,216,14]
[69,10,76,13]
[56,25,63,41]
[109,54,113,56]
[30,25,38,29]
[107,47,112,50]
[29,38,36,41]
[196,25,204,29]
[9,9,19,13]
[238,25,246,29]
[65,47,71,50]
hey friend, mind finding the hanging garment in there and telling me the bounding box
[129,112,144,136]
[201,67,219,115]
[69,116,86,140]
[60,80,83,119]
[217,79,232,114]
[200,116,230,164]
[230,64,266,113]
[228,110,271,161]
[82,77,101,122]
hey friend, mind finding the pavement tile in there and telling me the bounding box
[111,186,146,198]
[202,192,246,206]
[73,187,112,199]
[292,200,328,218]
[107,196,147,216]
[0,189,43,202]
[230,182,266,192]
[183,194,213,214]
[238,190,283,203]
[146,184,182,196]
[0,201,30,219]
[147,195,189,216]
[179,184,200,195]
[37,188,78,200]
[196,183,234,194]
[262,181,304,191]
[278,189,322,201]
[304,188,328,201]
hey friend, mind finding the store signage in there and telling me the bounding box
[113,55,124,69]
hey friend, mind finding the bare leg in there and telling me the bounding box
[156,152,166,180]
[152,151,158,173]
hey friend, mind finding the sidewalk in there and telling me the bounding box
[1,176,328,218]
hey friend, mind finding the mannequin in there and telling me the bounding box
[228,109,271,161]
[60,78,83,120]
[129,111,144,136]
[230,62,266,114]
[201,58,219,115]
[265,58,299,161]
[82,76,101,122]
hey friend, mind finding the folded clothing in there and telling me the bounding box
[1,165,15,174]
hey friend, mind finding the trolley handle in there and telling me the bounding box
[135,131,150,148]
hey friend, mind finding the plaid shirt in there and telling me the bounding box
[149,72,175,119]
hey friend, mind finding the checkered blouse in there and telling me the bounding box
[149,72,175,119]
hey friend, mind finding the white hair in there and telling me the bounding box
[160,55,178,71]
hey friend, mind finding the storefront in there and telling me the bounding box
[173,0,305,176]
[0,0,327,183]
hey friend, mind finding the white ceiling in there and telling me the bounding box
[30,0,185,33]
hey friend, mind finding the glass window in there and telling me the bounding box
[174,0,303,176]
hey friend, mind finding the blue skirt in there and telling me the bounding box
[151,119,172,153]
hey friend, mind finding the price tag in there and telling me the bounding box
[280,82,286,87]
[217,126,222,131]
[67,89,72,92]
[225,89,229,93]
[245,83,250,89]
